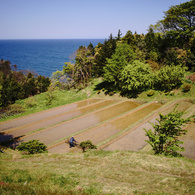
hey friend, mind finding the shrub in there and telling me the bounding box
[25,97,37,108]
[144,106,191,157]
[8,104,24,114]
[45,91,55,106]
[79,140,97,152]
[169,91,175,96]
[17,140,47,154]
[154,65,186,91]
[147,89,155,96]
[120,61,154,94]
[0,104,25,119]
[182,83,191,92]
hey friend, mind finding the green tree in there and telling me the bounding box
[144,27,162,62]
[157,0,195,48]
[0,59,11,76]
[121,30,136,49]
[94,35,117,77]
[116,29,122,41]
[103,43,135,87]
[0,73,22,107]
[144,106,191,156]
[120,60,154,96]
[73,45,94,86]
[154,65,186,91]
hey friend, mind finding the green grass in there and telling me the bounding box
[0,149,194,194]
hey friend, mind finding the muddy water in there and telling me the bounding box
[23,101,140,145]
[67,103,162,145]
[0,98,100,131]
[49,102,162,153]
[10,100,117,137]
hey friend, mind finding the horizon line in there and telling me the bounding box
[0,38,106,40]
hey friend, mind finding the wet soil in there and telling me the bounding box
[48,102,161,153]
[22,101,140,145]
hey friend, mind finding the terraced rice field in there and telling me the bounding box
[0,98,194,160]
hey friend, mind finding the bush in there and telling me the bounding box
[79,140,97,152]
[17,140,47,154]
[25,97,37,108]
[120,61,154,94]
[147,89,155,96]
[0,104,25,119]
[45,91,56,106]
[154,65,186,91]
[144,106,191,156]
[182,83,191,92]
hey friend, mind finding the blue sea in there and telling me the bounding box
[0,39,104,77]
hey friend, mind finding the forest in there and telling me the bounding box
[0,0,195,107]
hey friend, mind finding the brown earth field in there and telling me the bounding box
[0,98,194,160]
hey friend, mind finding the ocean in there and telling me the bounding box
[0,39,104,77]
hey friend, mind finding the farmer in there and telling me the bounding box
[69,136,76,148]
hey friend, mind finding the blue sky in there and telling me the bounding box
[1,0,188,39]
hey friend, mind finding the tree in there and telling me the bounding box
[144,27,163,62]
[73,45,94,86]
[0,59,11,76]
[122,31,135,46]
[116,29,122,40]
[0,73,22,107]
[157,0,195,48]
[154,65,186,91]
[103,43,135,87]
[94,35,117,77]
[120,60,154,96]
[144,106,191,156]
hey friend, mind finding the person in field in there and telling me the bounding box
[69,136,76,148]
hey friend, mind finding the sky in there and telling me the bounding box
[1,0,189,39]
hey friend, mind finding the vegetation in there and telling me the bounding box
[0,150,194,194]
[0,1,195,194]
[0,60,51,107]
[79,140,97,152]
[144,106,192,156]
[50,0,195,98]
[16,140,47,154]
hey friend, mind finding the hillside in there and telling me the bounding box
[0,148,195,194]
[0,77,195,194]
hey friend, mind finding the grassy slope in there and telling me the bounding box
[0,77,195,194]
[0,149,195,195]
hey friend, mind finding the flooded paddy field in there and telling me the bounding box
[1,98,194,160]
[103,100,195,159]
[0,99,116,142]
[22,101,140,145]
[0,98,101,132]
[48,102,162,153]
[1,100,117,140]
